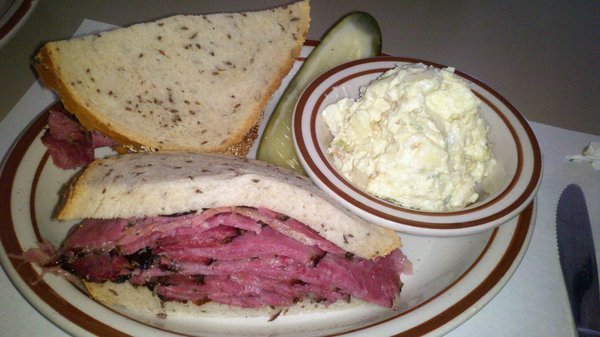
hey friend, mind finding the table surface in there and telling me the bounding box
[1,0,599,135]
[0,1,599,337]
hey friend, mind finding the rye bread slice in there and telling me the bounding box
[34,0,310,155]
[56,152,401,260]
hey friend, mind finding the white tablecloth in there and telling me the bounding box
[1,20,598,337]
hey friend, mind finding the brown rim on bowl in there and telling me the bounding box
[294,56,542,230]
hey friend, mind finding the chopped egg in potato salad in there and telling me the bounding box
[322,63,496,211]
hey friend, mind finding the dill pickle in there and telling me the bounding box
[257,12,382,174]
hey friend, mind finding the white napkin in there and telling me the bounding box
[566,141,600,170]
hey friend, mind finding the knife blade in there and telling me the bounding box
[557,184,600,337]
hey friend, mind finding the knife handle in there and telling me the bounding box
[577,327,600,337]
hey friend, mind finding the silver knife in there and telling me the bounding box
[557,184,600,337]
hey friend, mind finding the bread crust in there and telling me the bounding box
[34,0,310,156]
[226,1,310,155]
[56,152,401,260]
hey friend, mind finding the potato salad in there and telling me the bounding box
[322,63,496,211]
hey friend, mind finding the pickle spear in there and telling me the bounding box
[257,12,382,174]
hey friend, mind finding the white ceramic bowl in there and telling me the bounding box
[293,57,542,236]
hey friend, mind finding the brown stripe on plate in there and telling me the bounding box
[29,151,49,242]
[0,0,32,40]
[295,56,541,229]
[0,106,133,337]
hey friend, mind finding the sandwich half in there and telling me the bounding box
[35,0,310,168]
[37,152,408,313]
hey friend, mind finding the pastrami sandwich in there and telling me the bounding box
[35,152,408,313]
[35,0,310,168]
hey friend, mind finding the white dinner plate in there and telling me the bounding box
[0,43,536,337]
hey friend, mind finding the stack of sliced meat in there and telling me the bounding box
[41,104,118,169]
[42,207,407,308]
